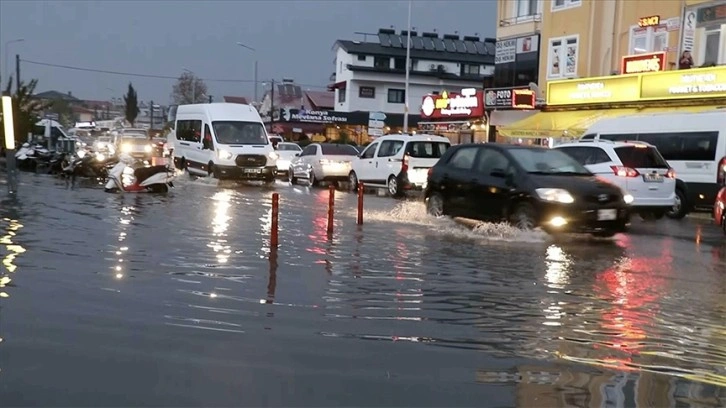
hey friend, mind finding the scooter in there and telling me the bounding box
[104,154,175,193]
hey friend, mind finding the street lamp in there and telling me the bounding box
[402,1,412,134]
[182,67,196,103]
[3,38,24,94]
[236,42,259,102]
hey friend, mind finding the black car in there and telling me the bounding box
[424,143,630,237]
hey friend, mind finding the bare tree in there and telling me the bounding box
[171,72,208,104]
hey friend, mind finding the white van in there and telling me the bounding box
[172,103,278,182]
[581,109,726,218]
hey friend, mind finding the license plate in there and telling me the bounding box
[244,168,262,174]
[598,209,617,221]
[643,173,663,183]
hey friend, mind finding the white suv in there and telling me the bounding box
[348,134,451,197]
[555,140,676,219]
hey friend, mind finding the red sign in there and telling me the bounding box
[420,88,485,119]
[511,89,536,109]
[621,51,667,74]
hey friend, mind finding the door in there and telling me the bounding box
[353,142,379,182]
[472,148,516,221]
[176,119,203,171]
[441,146,480,218]
[202,123,214,165]
[295,145,317,178]
[375,139,405,182]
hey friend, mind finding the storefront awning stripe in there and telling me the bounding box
[497,110,624,138]
[637,105,726,114]
[489,110,538,127]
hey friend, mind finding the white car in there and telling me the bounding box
[348,134,451,197]
[555,140,676,220]
[274,142,302,177]
[288,143,359,186]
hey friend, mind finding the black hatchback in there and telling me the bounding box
[424,143,630,237]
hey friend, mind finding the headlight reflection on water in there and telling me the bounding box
[1,218,26,299]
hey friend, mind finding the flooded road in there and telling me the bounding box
[0,174,725,407]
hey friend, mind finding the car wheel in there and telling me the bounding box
[666,189,687,219]
[592,230,617,238]
[387,175,403,198]
[426,192,445,217]
[309,170,319,187]
[349,171,359,192]
[510,202,536,230]
[207,162,215,177]
[288,168,298,184]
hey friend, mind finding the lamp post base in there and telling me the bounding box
[5,149,18,195]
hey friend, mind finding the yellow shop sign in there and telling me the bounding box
[546,75,641,105]
[640,66,726,100]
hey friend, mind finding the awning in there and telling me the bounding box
[498,109,638,138]
[637,105,726,114]
[489,110,538,127]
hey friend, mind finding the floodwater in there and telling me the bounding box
[0,173,724,407]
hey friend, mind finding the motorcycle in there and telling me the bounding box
[62,149,117,179]
[104,154,175,193]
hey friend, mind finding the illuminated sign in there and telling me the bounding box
[420,88,484,119]
[638,15,660,27]
[512,89,536,109]
[621,52,666,74]
[484,86,535,109]
[640,66,726,100]
[546,76,641,105]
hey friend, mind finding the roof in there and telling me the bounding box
[335,32,495,65]
[223,96,249,104]
[304,91,334,109]
[71,106,95,114]
[35,90,81,101]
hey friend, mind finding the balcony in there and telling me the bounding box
[499,14,542,27]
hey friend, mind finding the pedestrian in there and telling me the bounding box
[679,51,694,69]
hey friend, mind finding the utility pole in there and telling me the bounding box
[209,95,213,103]
[402,0,412,134]
[254,60,258,102]
[15,54,20,93]
[269,79,275,131]
[150,100,154,130]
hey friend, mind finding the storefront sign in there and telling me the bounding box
[420,88,484,119]
[641,67,726,100]
[484,87,536,109]
[512,89,536,109]
[638,15,660,28]
[279,108,349,124]
[547,76,641,105]
[697,4,726,24]
[495,39,516,64]
[621,52,666,74]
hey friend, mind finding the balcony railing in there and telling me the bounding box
[499,14,542,27]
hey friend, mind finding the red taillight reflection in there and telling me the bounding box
[427,167,433,178]
[717,157,726,185]
[611,165,639,178]
[402,153,410,173]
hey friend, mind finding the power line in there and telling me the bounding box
[19,59,330,89]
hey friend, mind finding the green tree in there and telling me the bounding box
[0,75,47,148]
[123,82,140,126]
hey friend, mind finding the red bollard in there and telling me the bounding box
[327,184,335,235]
[271,193,279,247]
[357,182,364,225]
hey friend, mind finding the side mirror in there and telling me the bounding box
[294,153,300,157]
[490,168,507,178]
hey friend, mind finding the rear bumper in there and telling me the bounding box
[398,172,427,191]
[215,165,277,180]
[536,201,630,234]
[318,166,352,181]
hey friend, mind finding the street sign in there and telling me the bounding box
[368,119,385,128]
[44,113,59,121]
[369,111,387,121]
[368,128,384,137]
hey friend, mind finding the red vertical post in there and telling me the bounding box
[271,193,279,247]
[357,182,364,225]
[327,184,335,235]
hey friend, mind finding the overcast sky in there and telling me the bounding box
[0,0,495,105]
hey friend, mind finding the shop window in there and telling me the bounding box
[374,57,390,69]
[547,35,578,79]
[387,89,405,104]
[551,0,580,12]
[357,54,366,61]
[359,86,375,99]
[338,89,346,103]
[628,25,668,55]
[462,64,480,75]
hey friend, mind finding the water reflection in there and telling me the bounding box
[1,204,26,297]
[263,248,277,305]
[210,190,233,264]
[111,204,135,281]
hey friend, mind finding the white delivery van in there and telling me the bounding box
[581,109,726,218]
[172,103,278,182]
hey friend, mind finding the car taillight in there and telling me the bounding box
[717,157,726,185]
[611,165,639,177]
[666,168,676,179]
[401,153,410,173]
[427,167,433,178]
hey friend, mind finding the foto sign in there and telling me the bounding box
[420,88,484,119]
[484,87,535,109]
[546,75,641,105]
[621,51,666,74]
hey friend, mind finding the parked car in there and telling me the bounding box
[289,143,359,186]
[424,143,631,237]
[349,134,451,197]
[555,140,675,220]
[274,142,302,177]
[269,134,284,148]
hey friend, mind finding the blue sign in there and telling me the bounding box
[368,111,387,121]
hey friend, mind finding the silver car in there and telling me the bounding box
[288,143,359,186]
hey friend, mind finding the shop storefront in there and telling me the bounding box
[418,88,486,144]
[499,65,726,141]
[483,86,539,144]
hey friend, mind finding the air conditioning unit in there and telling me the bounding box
[429,64,437,70]
[437,64,446,73]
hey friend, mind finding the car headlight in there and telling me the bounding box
[77,150,87,158]
[96,153,105,161]
[268,151,279,161]
[535,188,575,204]
[144,144,153,153]
[218,149,233,160]
[121,143,131,153]
[623,194,634,204]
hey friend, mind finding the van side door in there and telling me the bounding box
[176,119,203,171]
[354,142,380,183]
[375,139,405,182]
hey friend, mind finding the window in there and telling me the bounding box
[547,35,578,79]
[406,141,449,158]
[374,57,390,69]
[301,145,317,157]
[357,54,366,61]
[595,133,638,142]
[628,25,668,55]
[176,119,202,142]
[321,144,359,155]
[509,148,591,174]
[387,88,405,104]
[704,27,722,65]
[394,58,406,70]
[551,0,581,12]
[517,0,537,17]
[635,131,718,162]
[558,146,612,165]
[361,142,378,159]
[211,121,267,145]
[476,149,513,176]
[377,140,405,157]
[338,89,346,103]
[614,146,669,169]
[462,64,481,75]
[448,147,479,170]
[359,86,375,99]
[277,143,301,152]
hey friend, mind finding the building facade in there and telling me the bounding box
[494,0,543,88]
[330,29,495,116]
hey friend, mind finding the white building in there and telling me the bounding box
[330,28,496,115]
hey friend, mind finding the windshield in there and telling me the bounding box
[212,121,268,145]
[614,146,669,168]
[406,141,449,158]
[278,143,301,152]
[509,148,591,175]
[320,144,359,156]
[121,137,149,145]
